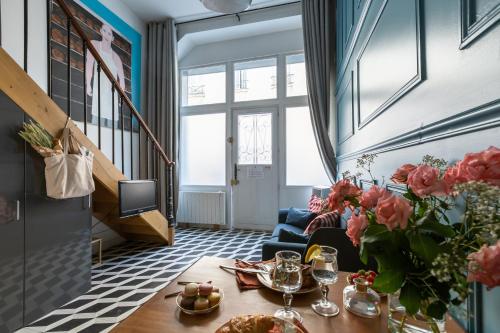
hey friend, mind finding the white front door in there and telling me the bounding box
[231,107,278,230]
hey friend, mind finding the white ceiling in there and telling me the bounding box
[177,15,302,58]
[120,0,298,23]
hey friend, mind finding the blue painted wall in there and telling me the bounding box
[334,0,500,332]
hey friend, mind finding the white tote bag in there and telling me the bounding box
[44,123,95,199]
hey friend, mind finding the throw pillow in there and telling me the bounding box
[307,195,326,214]
[304,211,340,235]
[278,229,309,244]
[285,207,316,229]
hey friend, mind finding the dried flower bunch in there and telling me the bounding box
[19,121,62,157]
[326,147,499,323]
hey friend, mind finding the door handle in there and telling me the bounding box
[16,200,20,221]
[231,164,239,186]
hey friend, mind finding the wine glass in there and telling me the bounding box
[311,246,339,317]
[272,250,303,323]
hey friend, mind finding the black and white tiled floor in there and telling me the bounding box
[18,227,270,333]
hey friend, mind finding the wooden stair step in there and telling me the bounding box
[0,48,171,245]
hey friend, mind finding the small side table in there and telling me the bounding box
[91,238,102,266]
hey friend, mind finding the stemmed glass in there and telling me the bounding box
[311,246,339,317]
[272,250,303,323]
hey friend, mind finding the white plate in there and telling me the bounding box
[257,263,318,294]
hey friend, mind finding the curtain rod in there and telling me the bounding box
[175,1,301,26]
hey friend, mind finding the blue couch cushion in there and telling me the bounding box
[271,222,304,238]
[285,207,316,229]
[278,229,309,244]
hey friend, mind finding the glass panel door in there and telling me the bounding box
[231,107,278,230]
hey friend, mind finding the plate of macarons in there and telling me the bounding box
[176,282,224,315]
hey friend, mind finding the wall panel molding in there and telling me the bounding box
[337,71,354,144]
[336,0,373,89]
[337,98,500,161]
[460,0,500,49]
[356,0,424,129]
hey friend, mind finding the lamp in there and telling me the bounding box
[200,0,253,14]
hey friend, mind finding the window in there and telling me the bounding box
[237,113,272,165]
[234,58,277,102]
[180,113,226,185]
[286,54,307,97]
[286,106,330,186]
[181,65,226,106]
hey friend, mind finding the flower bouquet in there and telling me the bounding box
[328,147,499,332]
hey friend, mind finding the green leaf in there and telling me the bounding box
[426,300,447,320]
[409,232,441,264]
[359,242,368,265]
[374,254,406,272]
[399,283,421,315]
[361,224,392,243]
[372,270,405,293]
[420,221,455,238]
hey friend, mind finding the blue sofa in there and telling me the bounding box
[261,208,373,272]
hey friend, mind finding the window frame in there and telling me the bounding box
[285,52,308,98]
[179,51,328,191]
[180,62,228,108]
[232,55,279,104]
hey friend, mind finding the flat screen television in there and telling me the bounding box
[119,180,158,218]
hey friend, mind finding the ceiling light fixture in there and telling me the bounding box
[200,0,253,14]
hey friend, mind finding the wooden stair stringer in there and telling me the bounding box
[0,48,170,244]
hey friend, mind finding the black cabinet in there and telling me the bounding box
[0,91,26,332]
[0,91,91,330]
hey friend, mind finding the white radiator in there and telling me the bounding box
[177,191,226,225]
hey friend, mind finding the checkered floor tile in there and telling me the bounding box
[19,227,270,333]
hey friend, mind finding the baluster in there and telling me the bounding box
[146,137,150,179]
[83,42,87,134]
[167,163,175,227]
[130,110,133,179]
[121,98,125,174]
[111,86,115,164]
[97,64,101,149]
[66,16,71,117]
[138,127,141,178]
[46,0,52,96]
[23,0,27,72]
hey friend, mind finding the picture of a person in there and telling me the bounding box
[86,23,126,122]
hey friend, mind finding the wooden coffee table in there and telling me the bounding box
[114,256,465,333]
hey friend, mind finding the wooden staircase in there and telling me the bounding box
[0,47,171,244]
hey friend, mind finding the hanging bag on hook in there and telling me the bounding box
[44,117,95,199]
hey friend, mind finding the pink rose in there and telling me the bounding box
[467,241,500,289]
[407,165,447,197]
[375,192,412,231]
[360,185,386,210]
[346,213,368,246]
[453,147,500,187]
[390,164,417,184]
[328,179,361,214]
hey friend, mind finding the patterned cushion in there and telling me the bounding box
[307,195,327,214]
[303,212,340,235]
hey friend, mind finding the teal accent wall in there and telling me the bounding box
[79,0,142,111]
[335,0,500,332]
